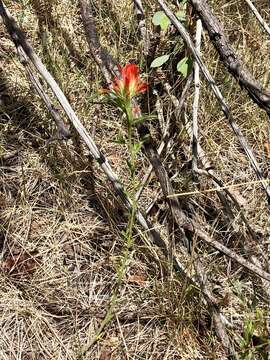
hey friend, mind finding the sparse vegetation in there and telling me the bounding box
[0,0,270,359]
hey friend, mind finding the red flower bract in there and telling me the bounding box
[112,64,147,99]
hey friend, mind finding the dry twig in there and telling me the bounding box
[133,0,150,57]
[192,19,202,178]
[135,75,192,202]
[190,0,270,117]
[79,0,118,84]
[17,47,70,141]
[162,78,257,241]
[157,0,270,202]
[244,0,270,37]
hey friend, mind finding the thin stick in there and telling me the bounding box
[133,0,150,57]
[192,19,202,177]
[17,47,70,140]
[168,178,270,198]
[192,17,239,222]
[135,93,167,201]
[135,71,192,202]
[193,225,270,282]
[192,259,234,355]
[135,87,175,202]
[157,0,270,202]
[79,0,118,83]
[245,0,270,37]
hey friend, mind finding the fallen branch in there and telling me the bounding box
[135,94,169,202]
[17,47,70,141]
[135,74,192,202]
[187,22,259,284]
[79,0,118,84]
[191,225,270,282]
[157,0,270,202]
[190,0,270,117]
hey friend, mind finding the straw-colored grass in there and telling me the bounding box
[0,0,269,358]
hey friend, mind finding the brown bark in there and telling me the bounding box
[191,0,270,118]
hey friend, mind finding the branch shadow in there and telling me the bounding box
[29,0,86,70]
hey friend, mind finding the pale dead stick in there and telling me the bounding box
[157,0,270,202]
[168,179,270,198]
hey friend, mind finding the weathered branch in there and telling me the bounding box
[135,74,192,202]
[157,0,270,202]
[190,0,270,118]
[191,225,270,282]
[163,72,261,255]
[17,47,70,140]
[135,95,168,202]
[79,0,118,83]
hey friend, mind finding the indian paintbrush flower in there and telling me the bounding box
[100,63,147,104]
[99,63,150,175]
[113,63,147,99]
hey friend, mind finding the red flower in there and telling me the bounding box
[111,64,147,99]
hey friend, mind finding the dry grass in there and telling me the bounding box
[0,0,270,359]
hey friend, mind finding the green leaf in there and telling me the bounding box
[133,142,142,155]
[176,0,187,21]
[150,54,170,68]
[126,159,135,174]
[152,11,171,31]
[176,10,186,21]
[177,57,193,77]
[243,319,254,343]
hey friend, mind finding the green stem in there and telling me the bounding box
[82,100,138,357]
[126,104,136,180]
